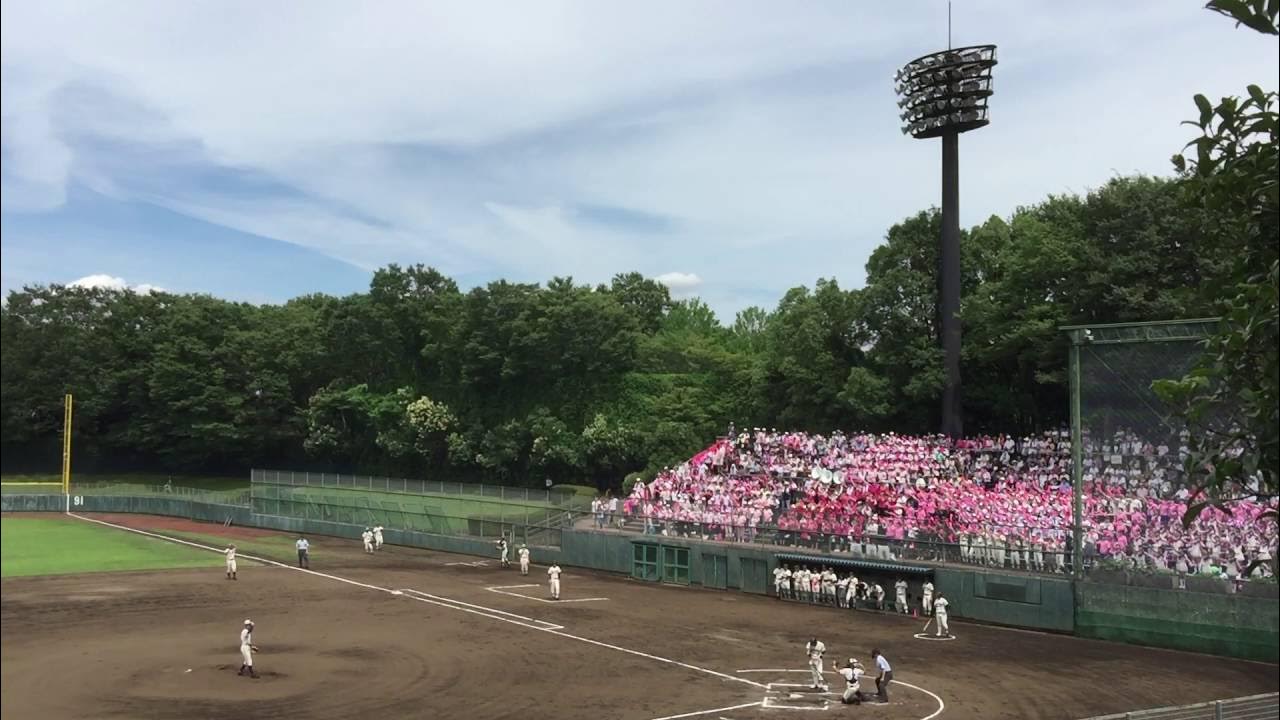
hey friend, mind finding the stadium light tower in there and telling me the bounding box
[894,43,997,440]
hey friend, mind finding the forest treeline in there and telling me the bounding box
[1,174,1237,487]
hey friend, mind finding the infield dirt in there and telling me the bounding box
[1,513,1275,720]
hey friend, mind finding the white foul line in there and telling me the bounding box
[399,589,563,630]
[647,701,763,720]
[486,584,609,603]
[65,512,765,693]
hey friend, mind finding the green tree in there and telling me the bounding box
[1154,0,1278,538]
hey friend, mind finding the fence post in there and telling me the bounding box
[1213,701,1223,720]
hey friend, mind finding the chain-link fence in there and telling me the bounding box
[1065,319,1276,585]
[251,469,591,510]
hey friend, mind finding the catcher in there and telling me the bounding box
[838,658,867,705]
[238,619,260,678]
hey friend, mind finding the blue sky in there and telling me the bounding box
[2,1,1277,319]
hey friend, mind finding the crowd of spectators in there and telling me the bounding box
[622,428,1277,583]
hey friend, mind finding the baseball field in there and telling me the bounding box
[1,513,1276,720]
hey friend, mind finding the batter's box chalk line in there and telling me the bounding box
[729,670,947,720]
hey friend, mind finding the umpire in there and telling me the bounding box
[871,648,893,704]
[296,536,310,568]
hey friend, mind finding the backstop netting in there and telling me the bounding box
[1066,318,1274,582]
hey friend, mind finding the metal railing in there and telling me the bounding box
[614,512,1076,574]
[1080,692,1278,720]
[251,469,591,509]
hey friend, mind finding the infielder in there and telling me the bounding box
[933,594,951,637]
[361,528,375,553]
[497,537,510,568]
[224,544,238,581]
[895,578,908,614]
[805,637,828,692]
[295,536,310,568]
[373,524,384,550]
[518,544,531,575]
[238,619,260,678]
[838,659,866,705]
[922,580,935,615]
[547,563,562,600]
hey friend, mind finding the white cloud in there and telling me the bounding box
[3,1,1278,316]
[69,274,164,294]
[654,271,703,295]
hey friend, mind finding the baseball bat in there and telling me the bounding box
[921,617,933,634]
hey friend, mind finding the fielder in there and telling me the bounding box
[225,544,238,581]
[373,524,384,550]
[518,544,531,575]
[547,563,562,600]
[805,637,829,692]
[361,528,375,553]
[933,594,951,637]
[238,619,260,678]
[838,659,867,705]
[497,537,510,568]
[922,580,935,616]
[894,578,908,614]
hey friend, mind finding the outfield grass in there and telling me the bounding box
[0,516,222,577]
[160,530,302,564]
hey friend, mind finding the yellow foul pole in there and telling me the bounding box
[62,394,73,495]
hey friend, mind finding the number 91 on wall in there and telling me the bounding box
[72,496,84,506]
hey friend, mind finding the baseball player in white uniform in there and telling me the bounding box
[922,581,935,615]
[895,579,909,613]
[224,545,238,580]
[773,565,788,598]
[822,568,838,605]
[518,544,531,575]
[373,525,384,550]
[238,619,259,678]
[547,563,562,600]
[805,637,829,691]
[361,528,374,553]
[934,594,951,637]
[497,537,510,568]
[846,575,860,609]
[838,658,867,704]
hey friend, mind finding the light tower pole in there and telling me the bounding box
[894,44,997,439]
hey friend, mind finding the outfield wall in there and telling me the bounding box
[1076,581,1279,663]
[5,494,1275,663]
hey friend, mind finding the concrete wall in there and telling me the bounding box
[1076,581,1280,663]
[935,567,1075,633]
